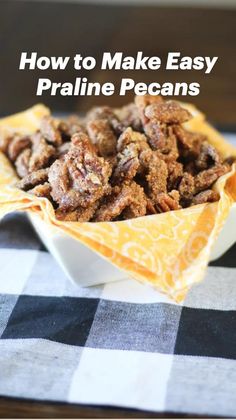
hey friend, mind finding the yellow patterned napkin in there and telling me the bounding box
[0,104,235,302]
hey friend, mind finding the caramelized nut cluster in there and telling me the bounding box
[0,96,231,222]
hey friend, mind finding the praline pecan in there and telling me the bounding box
[167,161,183,190]
[112,143,140,184]
[94,181,147,222]
[29,132,55,173]
[87,118,117,157]
[28,182,51,199]
[17,168,49,191]
[48,132,111,211]
[195,141,221,170]
[55,201,99,222]
[173,125,205,161]
[179,172,195,200]
[155,190,181,213]
[194,165,229,193]
[145,101,191,124]
[192,190,220,205]
[116,127,148,153]
[135,94,163,125]
[139,149,168,201]
[7,135,31,162]
[112,128,149,184]
[40,116,62,146]
[86,106,124,136]
[58,115,86,140]
[15,148,31,178]
[115,103,142,132]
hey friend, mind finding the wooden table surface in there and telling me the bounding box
[0,1,234,418]
[0,396,210,418]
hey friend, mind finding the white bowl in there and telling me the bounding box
[29,203,236,288]
[210,202,236,260]
[29,213,125,287]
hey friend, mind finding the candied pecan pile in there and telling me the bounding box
[0,96,231,222]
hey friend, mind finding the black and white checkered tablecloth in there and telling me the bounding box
[0,134,236,417]
[0,214,236,417]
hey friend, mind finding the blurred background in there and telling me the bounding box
[0,0,235,129]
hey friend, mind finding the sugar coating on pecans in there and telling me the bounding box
[0,96,231,222]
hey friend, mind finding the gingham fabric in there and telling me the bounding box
[0,135,236,417]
